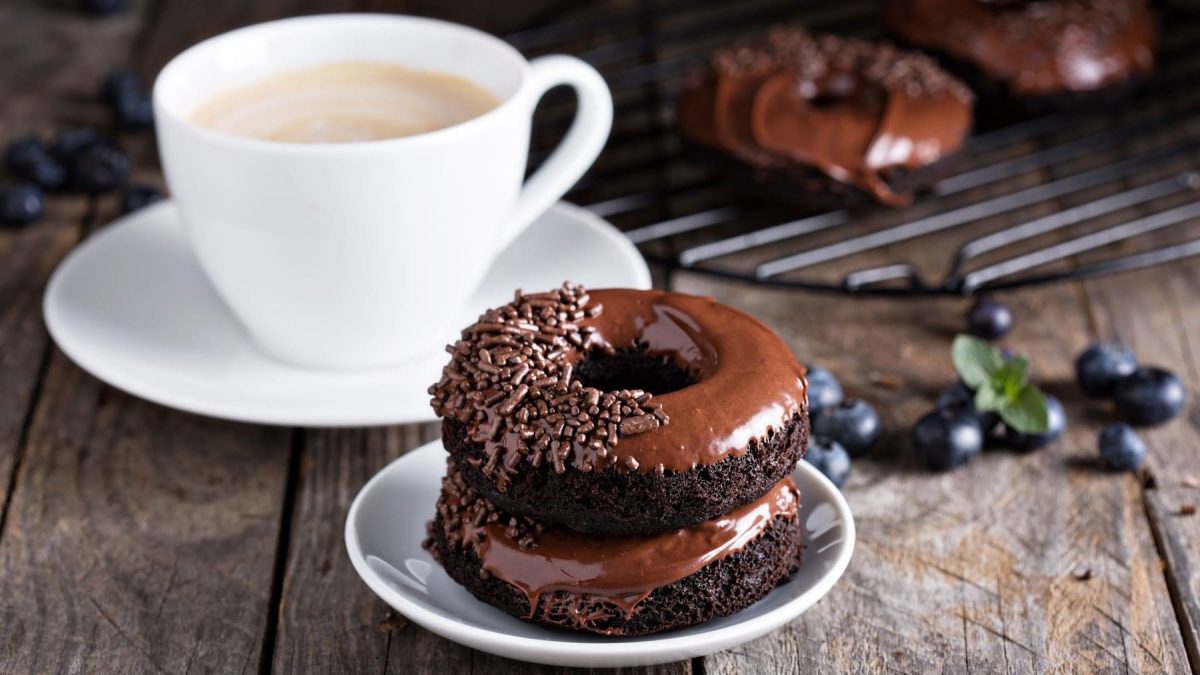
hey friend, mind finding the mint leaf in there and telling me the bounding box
[974,384,1007,412]
[998,386,1050,435]
[993,356,1030,398]
[952,335,1006,390]
[950,334,1051,435]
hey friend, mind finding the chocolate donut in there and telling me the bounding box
[677,26,973,210]
[426,465,803,636]
[429,283,809,536]
[885,0,1156,107]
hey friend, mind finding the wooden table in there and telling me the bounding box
[3,1,1199,673]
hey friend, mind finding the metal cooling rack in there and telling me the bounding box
[508,1,1200,296]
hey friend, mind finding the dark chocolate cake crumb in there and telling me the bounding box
[431,503,804,636]
[429,282,668,489]
[444,411,808,536]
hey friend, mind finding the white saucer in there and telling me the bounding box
[43,201,650,427]
[345,441,855,668]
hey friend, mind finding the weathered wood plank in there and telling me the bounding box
[269,424,439,673]
[0,1,305,673]
[0,353,294,674]
[1147,488,1200,671]
[0,0,149,541]
[1078,152,1200,670]
[466,655,693,675]
[0,201,83,527]
[682,271,1190,674]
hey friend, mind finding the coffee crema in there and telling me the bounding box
[190,61,500,143]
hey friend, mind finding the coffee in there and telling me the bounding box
[191,61,499,143]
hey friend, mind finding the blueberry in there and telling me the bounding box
[50,127,101,163]
[0,184,45,226]
[936,381,1000,435]
[27,157,68,191]
[69,140,130,193]
[5,135,44,172]
[937,381,974,411]
[4,136,67,190]
[113,92,155,130]
[966,297,1013,341]
[804,365,844,416]
[80,0,127,14]
[1003,394,1066,451]
[804,437,851,488]
[912,409,983,471]
[1076,342,1138,398]
[103,70,154,130]
[119,184,163,214]
[1114,367,1187,426]
[102,68,144,105]
[812,398,880,457]
[1098,423,1146,472]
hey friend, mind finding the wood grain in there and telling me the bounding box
[679,273,1193,674]
[0,1,293,673]
[0,355,294,673]
[1078,158,1200,669]
[0,0,149,539]
[269,424,439,673]
[1147,488,1200,671]
[0,199,82,528]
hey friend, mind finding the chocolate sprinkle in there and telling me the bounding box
[423,463,544,556]
[885,0,1155,97]
[701,25,973,105]
[429,282,669,489]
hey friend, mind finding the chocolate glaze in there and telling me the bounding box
[576,289,808,472]
[886,0,1156,96]
[431,283,666,487]
[431,284,808,479]
[679,27,973,207]
[447,473,801,620]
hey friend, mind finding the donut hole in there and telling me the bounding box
[575,346,698,396]
[801,72,885,115]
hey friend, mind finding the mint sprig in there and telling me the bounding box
[951,335,1050,435]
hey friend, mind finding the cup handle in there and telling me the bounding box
[497,55,613,249]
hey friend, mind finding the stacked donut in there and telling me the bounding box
[425,282,810,635]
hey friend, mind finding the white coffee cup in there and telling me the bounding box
[154,14,612,369]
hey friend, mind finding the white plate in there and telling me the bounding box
[345,440,856,668]
[43,201,650,427]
